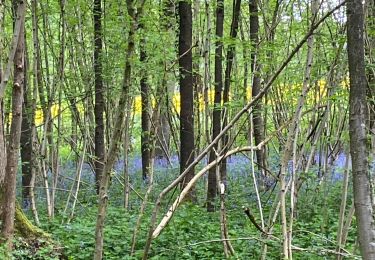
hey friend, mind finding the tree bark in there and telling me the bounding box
[347,0,375,258]
[94,0,105,194]
[179,0,195,200]
[140,23,151,181]
[249,0,266,178]
[222,0,241,183]
[1,0,25,248]
[365,0,375,152]
[207,0,224,212]
[20,34,33,210]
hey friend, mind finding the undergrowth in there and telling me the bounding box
[8,155,358,259]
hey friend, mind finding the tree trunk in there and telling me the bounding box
[365,0,375,153]
[207,0,224,212]
[222,0,241,184]
[140,24,151,181]
[1,0,25,248]
[179,0,195,200]
[20,35,33,210]
[249,0,266,178]
[347,0,375,258]
[94,0,105,194]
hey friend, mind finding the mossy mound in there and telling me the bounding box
[0,203,65,259]
[14,204,50,240]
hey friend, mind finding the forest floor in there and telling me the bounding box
[10,154,362,259]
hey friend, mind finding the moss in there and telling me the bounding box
[14,202,50,240]
[1,201,60,258]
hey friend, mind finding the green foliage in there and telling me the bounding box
[0,244,9,259]
[5,237,63,260]
[9,170,356,259]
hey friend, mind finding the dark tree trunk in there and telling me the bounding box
[249,0,266,178]
[20,35,33,210]
[347,0,375,258]
[1,0,25,247]
[178,0,195,200]
[222,0,241,183]
[94,0,105,193]
[207,0,224,212]
[140,26,151,181]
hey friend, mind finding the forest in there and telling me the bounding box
[0,0,374,259]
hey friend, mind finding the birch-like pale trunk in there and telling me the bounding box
[347,0,375,258]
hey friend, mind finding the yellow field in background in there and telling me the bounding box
[31,79,347,126]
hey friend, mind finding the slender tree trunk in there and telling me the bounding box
[336,151,350,258]
[29,0,41,225]
[94,0,105,193]
[207,0,224,212]
[203,0,211,147]
[1,0,25,248]
[192,1,201,154]
[123,97,134,209]
[249,0,266,178]
[36,3,53,190]
[140,24,151,181]
[347,0,375,258]
[365,0,375,153]
[179,0,195,200]
[21,34,33,210]
[222,0,241,183]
